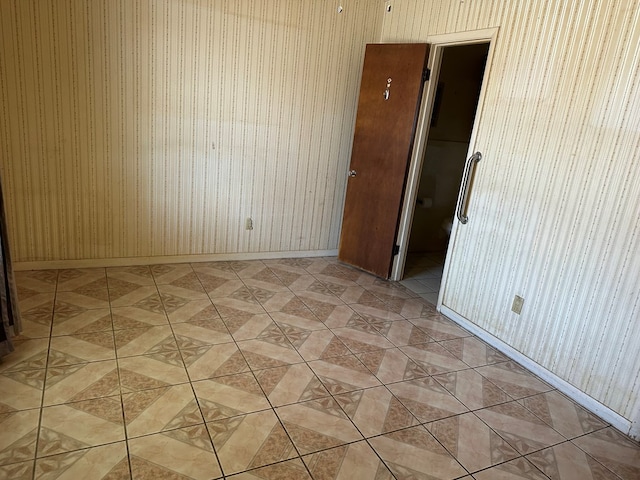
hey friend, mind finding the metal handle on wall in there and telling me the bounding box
[456,151,482,225]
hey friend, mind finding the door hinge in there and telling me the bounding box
[422,68,431,82]
[392,244,400,256]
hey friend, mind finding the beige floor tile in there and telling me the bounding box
[254,363,330,407]
[109,285,162,309]
[0,368,46,410]
[294,279,343,299]
[18,301,53,332]
[255,290,311,314]
[333,312,392,337]
[151,263,198,284]
[118,354,188,393]
[330,284,386,306]
[285,328,351,361]
[237,338,303,371]
[173,319,233,348]
[16,270,58,293]
[369,425,467,479]
[17,309,53,339]
[309,304,359,328]
[111,306,168,329]
[263,257,314,276]
[192,271,242,297]
[475,361,554,399]
[56,269,105,291]
[0,409,40,466]
[34,441,130,480]
[332,327,395,353]
[294,289,345,315]
[0,338,49,373]
[518,391,608,439]
[276,397,363,454]
[164,299,220,324]
[238,264,287,286]
[183,342,250,381]
[55,288,109,310]
[48,332,116,365]
[399,343,469,375]
[193,373,270,421]
[473,457,549,480]
[308,354,381,394]
[38,397,125,456]
[212,295,267,317]
[52,308,113,336]
[279,273,318,291]
[44,360,119,406]
[123,383,203,438]
[475,401,567,455]
[409,315,471,341]
[270,310,327,332]
[155,268,206,294]
[228,458,311,479]
[357,348,429,384]
[527,441,621,480]
[433,368,513,410]
[427,412,519,473]
[335,386,419,437]
[129,425,221,480]
[106,266,154,286]
[387,377,468,423]
[208,409,297,475]
[0,459,34,480]
[349,303,404,321]
[18,289,55,316]
[383,297,435,319]
[439,337,508,367]
[198,275,247,298]
[303,441,394,479]
[383,319,434,346]
[572,427,640,479]
[114,325,177,357]
[157,283,208,305]
[223,313,278,341]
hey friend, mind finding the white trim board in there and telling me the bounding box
[439,304,637,441]
[391,27,499,281]
[14,249,339,271]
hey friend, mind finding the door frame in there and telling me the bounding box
[390,28,499,285]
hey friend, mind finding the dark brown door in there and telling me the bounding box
[338,43,429,278]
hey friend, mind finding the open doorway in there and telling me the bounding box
[401,42,489,303]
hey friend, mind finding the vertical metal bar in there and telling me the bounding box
[456,151,482,224]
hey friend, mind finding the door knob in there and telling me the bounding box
[348,170,357,177]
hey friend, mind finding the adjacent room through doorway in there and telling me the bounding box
[402,42,489,304]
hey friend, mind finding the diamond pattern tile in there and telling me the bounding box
[9,259,637,480]
[302,441,394,479]
[276,397,363,454]
[208,409,296,475]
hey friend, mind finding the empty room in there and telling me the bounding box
[0,1,638,479]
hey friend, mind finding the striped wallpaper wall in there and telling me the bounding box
[2,0,639,435]
[0,0,382,262]
[382,0,640,430]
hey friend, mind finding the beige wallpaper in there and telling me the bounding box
[0,0,382,262]
[383,0,640,429]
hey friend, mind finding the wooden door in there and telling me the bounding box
[339,43,429,278]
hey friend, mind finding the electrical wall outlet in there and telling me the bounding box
[245,217,253,230]
[511,295,524,315]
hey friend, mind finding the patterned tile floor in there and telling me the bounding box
[2,257,639,479]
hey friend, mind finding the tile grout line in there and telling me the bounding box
[30,269,60,479]
[104,266,134,480]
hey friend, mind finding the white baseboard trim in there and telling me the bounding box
[14,249,340,271]
[439,304,636,440]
